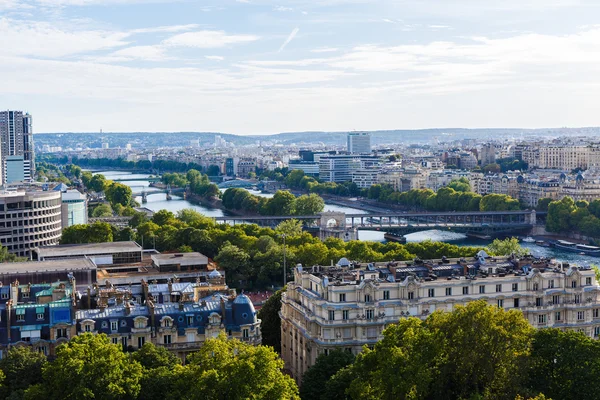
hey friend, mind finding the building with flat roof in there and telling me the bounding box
[0,189,62,257]
[347,132,371,154]
[151,252,209,272]
[280,255,600,382]
[0,111,35,184]
[0,258,96,287]
[35,241,143,265]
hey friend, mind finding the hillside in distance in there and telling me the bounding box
[35,127,600,149]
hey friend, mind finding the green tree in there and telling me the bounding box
[536,198,552,212]
[295,193,325,215]
[129,211,148,228]
[483,163,502,173]
[264,191,296,216]
[91,203,113,218]
[87,221,114,243]
[185,334,299,399]
[215,243,251,285]
[480,193,521,211]
[546,197,577,232]
[487,237,530,256]
[0,347,46,399]
[89,174,107,192]
[257,288,284,353]
[131,342,181,370]
[152,209,176,226]
[35,333,143,400]
[447,177,471,192]
[300,350,355,400]
[527,329,600,400]
[275,219,303,237]
[105,182,133,207]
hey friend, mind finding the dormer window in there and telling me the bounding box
[161,317,173,328]
[134,317,148,329]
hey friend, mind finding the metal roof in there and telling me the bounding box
[37,241,142,258]
[0,258,96,274]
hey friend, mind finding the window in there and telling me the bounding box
[22,291,29,299]
[365,309,374,319]
[342,310,349,320]
[187,332,196,342]
[163,335,172,344]
[575,295,581,304]
[428,289,435,298]
[594,309,600,319]
[547,279,555,289]
[479,285,485,294]
[555,311,561,321]
[552,295,560,305]
[328,310,335,321]
[162,318,172,328]
[367,327,377,338]
[446,287,452,296]
[112,337,119,345]
[497,299,504,308]
[57,328,67,339]
[343,327,352,339]
[16,314,24,322]
[512,283,518,292]
[383,290,390,300]
[587,277,592,286]
[85,324,91,332]
[572,280,577,288]
[339,293,346,302]
[533,283,539,291]
[364,294,372,303]
[462,286,469,295]
[496,284,502,293]
[187,316,194,325]
[134,318,147,329]
[578,311,585,321]
[137,336,145,348]
[408,291,414,300]
[514,298,520,308]
[37,313,44,321]
[111,321,118,331]
[1,292,7,299]
[538,314,546,324]
[243,329,249,338]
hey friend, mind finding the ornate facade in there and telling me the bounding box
[280,256,600,382]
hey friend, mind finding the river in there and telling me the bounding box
[97,170,597,265]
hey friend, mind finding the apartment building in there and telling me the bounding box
[280,255,600,382]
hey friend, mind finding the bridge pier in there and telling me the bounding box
[141,191,147,203]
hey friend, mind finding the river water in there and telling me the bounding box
[98,170,596,265]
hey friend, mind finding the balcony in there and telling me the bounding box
[131,327,151,334]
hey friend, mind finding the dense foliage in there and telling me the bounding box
[45,155,208,174]
[222,188,325,216]
[320,301,598,400]
[300,350,355,400]
[8,334,297,400]
[62,208,488,289]
[162,169,220,198]
[546,196,600,237]
[257,288,284,353]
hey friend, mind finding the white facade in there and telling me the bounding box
[281,257,600,382]
[347,132,371,154]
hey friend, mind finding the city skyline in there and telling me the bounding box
[2,0,600,134]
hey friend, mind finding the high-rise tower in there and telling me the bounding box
[347,132,371,154]
[0,110,35,184]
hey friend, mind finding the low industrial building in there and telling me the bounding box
[35,241,143,265]
[0,258,96,287]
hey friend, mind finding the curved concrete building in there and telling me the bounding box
[0,190,62,257]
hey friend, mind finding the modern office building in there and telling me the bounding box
[280,255,600,382]
[0,111,34,184]
[60,190,88,228]
[319,154,380,183]
[0,189,62,257]
[347,132,371,154]
[4,155,28,183]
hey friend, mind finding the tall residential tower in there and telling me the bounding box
[0,110,35,184]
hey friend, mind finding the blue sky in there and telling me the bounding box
[2,0,600,134]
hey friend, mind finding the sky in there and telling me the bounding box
[2,0,600,134]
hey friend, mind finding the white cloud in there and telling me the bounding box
[311,47,338,53]
[131,24,199,34]
[274,5,293,11]
[278,27,299,52]
[0,18,130,57]
[109,45,167,61]
[205,55,225,61]
[163,30,260,48]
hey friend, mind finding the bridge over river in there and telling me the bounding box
[214,210,542,241]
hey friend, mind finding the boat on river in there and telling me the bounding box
[550,240,600,256]
[384,232,407,243]
[522,236,536,243]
